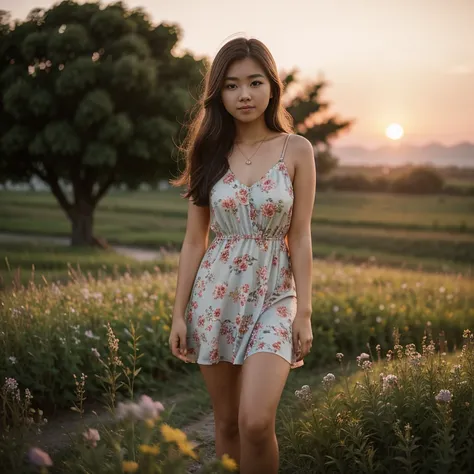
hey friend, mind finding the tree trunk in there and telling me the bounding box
[70,201,95,247]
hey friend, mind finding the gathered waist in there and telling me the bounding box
[213,232,285,241]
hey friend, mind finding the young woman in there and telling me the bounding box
[169,36,316,474]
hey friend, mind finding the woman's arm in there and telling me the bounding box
[172,198,210,321]
[287,135,317,319]
[286,135,316,361]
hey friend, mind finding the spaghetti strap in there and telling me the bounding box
[279,133,292,161]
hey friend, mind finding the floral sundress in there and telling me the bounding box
[184,133,304,369]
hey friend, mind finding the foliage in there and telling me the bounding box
[1,322,238,473]
[1,259,472,411]
[280,330,474,473]
[391,166,445,194]
[0,1,203,244]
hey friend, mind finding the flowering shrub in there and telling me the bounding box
[281,329,474,473]
[0,269,182,409]
[1,261,471,411]
[1,322,238,473]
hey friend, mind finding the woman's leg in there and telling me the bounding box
[238,352,290,474]
[199,362,242,464]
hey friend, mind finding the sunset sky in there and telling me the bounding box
[5,0,474,147]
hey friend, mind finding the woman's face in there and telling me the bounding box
[221,57,272,123]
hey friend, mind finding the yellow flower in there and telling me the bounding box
[221,453,238,471]
[152,316,160,321]
[160,424,187,444]
[122,460,139,472]
[163,324,170,332]
[177,439,198,460]
[139,444,160,455]
[145,418,155,429]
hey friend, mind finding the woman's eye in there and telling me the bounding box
[251,80,263,86]
[225,84,236,90]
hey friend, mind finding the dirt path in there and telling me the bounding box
[24,394,216,473]
[0,232,163,262]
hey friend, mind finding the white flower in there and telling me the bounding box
[85,330,95,338]
[336,353,344,361]
[295,384,312,401]
[91,348,101,358]
[379,304,385,310]
[376,316,382,323]
[9,356,17,364]
[333,305,339,312]
[356,353,370,366]
[435,389,452,403]
[322,373,336,388]
[439,286,446,293]
[382,374,398,392]
[116,396,165,421]
[83,428,100,447]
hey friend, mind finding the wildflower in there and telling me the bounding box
[333,305,339,312]
[382,374,398,392]
[356,353,370,367]
[221,453,239,471]
[139,444,160,455]
[83,428,100,447]
[8,356,17,364]
[322,373,336,388]
[161,424,188,444]
[362,360,372,371]
[28,447,53,467]
[295,384,312,401]
[336,353,344,362]
[376,316,382,323]
[177,439,198,459]
[137,395,165,420]
[122,460,139,472]
[435,389,452,404]
[91,348,101,358]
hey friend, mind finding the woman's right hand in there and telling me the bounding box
[169,317,189,363]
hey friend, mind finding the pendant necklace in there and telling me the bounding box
[235,135,268,165]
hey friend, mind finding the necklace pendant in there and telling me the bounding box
[245,159,252,165]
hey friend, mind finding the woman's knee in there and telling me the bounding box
[239,411,274,443]
[215,415,240,439]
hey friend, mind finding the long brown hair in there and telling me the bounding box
[170,37,294,207]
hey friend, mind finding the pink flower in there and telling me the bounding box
[28,447,53,467]
[257,267,268,281]
[213,284,228,299]
[261,178,276,192]
[221,197,237,211]
[261,202,277,218]
[220,249,230,262]
[83,428,100,447]
[223,173,235,184]
[277,306,289,318]
[236,188,249,205]
[137,395,165,420]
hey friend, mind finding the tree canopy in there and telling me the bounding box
[0,2,352,246]
[0,1,204,245]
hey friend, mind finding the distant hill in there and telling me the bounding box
[332,142,474,168]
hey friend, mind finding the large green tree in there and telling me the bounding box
[0,1,203,246]
[284,69,353,176]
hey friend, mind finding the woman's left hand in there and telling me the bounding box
[292,313,313,362]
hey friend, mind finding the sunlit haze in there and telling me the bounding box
[5,0,474,148]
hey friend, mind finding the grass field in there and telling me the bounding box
[1,190,473,269]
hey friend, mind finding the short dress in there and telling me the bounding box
[184,133,304,369]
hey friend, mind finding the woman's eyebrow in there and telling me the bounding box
[224,73,265,81]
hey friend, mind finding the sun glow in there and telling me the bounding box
[385,123,404,140]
